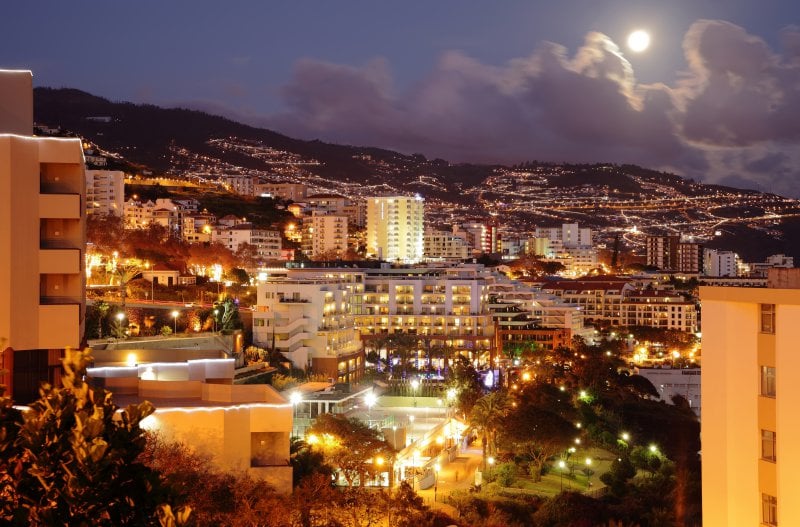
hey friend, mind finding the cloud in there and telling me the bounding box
[261,21,800,196]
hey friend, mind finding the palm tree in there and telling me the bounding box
[469,390,510,469]
[111,263,140,311]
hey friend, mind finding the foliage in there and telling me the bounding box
[470,390,510,465]
[307,413,395,487]
[218,297,243,332]
[290,438,333,487]
[0,348,187,526]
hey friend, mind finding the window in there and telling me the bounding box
[253,319,265,327]
[761,366,776,397]
[761,304,775,334]
[761,430,776,462]
[762,494,777,526]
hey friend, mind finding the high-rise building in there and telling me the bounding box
[535,223,592,249]
[700,269,800,527]
[704,248,740,277]
[365,195,424,263]
[85,169,124,216]
[0,70,86,403]
[424,228,470,261]
[646,235,680,270]
[302,212,348,259]
[677,242,703,274]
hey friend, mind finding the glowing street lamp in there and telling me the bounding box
[213,309,219,332]
[290,391,302,437]
[365,391,377,425]
[171,310,179,334]
[410,378,420,407]
[558,459,566,491]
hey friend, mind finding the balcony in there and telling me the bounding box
[38,303,81,348]
[39,248,81,274]
[39,194,81,219]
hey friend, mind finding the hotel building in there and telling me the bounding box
[365,196,425,263]
[0,70,86,403]
[700,269,800,526]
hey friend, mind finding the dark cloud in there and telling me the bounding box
[259,21,800,196]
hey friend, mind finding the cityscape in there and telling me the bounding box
[2,3,800,526]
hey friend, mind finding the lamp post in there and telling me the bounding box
[116,312,126,338]
[171,310,179,334]
[365,391,377,427]
[558,460,566,492]
[408,415,415,445]
[410,378,419,407]
[434,463,441,502]
[213,309,218,332]
[290,391,302,438]
[584,458,593,487]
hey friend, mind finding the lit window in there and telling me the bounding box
[761,366,776,398]
[761,304,775,334]
[762,494,777,526]
[761,430,776,462]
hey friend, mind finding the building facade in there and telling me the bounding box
[302,212,348,259]
[366,196,425,263]
[85,169,124,216]
[700,274,800,526]
[0,70,86,403]
[646,235,680,271]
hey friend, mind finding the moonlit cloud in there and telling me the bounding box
[259,20,800,196]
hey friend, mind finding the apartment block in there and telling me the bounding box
[424,228,470,261]
[306,193,365,227]
[255,182,308,202]
[0,70,86,403]
[646,235,680,271]
[302,212,348,259]
[366,196,425,263]
[85,169,124,216]
[212,223,282,262]
[621,290,698,333]
[540,277,634,325]
[252,277,364,383]
[700,270,800,526]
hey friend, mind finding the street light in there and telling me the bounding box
[290,391,302,437]
[584,458,593,487]
[434,463,441,502]
[213,309,218,332]
[365,391,377,426]
[408,415,415,445]
[558,460,566,491]
[410,378,420,407]
[171,310,179,334]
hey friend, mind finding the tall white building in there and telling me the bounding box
[704,248,740,277]
[366,195,424,263]
[85,169,124,216]
[535,223,592,249]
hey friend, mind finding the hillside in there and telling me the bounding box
[32,87,800,262]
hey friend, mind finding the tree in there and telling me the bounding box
[499,387,575,482]
[470,390,510,467]
[218,298,242,332]
[307,413,395,487]
[112,262,141,311]
[0,348,188,526]
[290,437,333,487]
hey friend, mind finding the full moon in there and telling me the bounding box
[627,30,651,52]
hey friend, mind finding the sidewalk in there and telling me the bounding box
[415,443,484,515]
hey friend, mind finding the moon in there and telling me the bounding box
[627,30,651,52]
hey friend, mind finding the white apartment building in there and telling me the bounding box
[219,174,257,196]
[534,223,592,249]
[700,269,800,527]
[255,182,308,202]
[703,248,740,277]
[212,223,282,261]
[356,265,495,362]
[541,277,634,325]
[124,197,196,234]
[424,228,470,261]
[621,290,698,333]
[366,195,425,263]
[453,222,498,255]
[85,169,124,216]
[0,70,86,403]
[252,277,364,384]
[306,193,365,227]
[302,212,348,259]
[634,367,701,417]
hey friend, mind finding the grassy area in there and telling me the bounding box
[497,446,615,497]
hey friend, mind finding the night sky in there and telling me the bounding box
[2,1,799,195]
